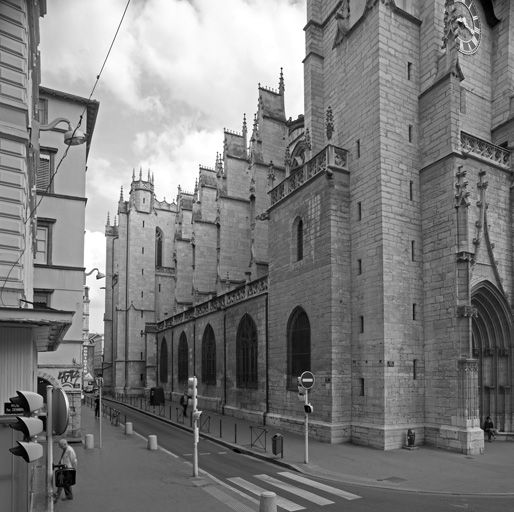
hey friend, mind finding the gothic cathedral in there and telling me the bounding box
[103,0,514,453]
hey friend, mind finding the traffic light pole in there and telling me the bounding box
[46,385,54,512]
[188,376,200,477]
[193,416,198,477]
[304,389,309,464]
[99,382,102,449]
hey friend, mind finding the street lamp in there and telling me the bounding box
[40,117,87,146]
[85,268,105,280]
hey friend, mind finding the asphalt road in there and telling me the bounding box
[111,402,514,512]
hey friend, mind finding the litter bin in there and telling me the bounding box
[272,434,283,456]
[150,387,165,406]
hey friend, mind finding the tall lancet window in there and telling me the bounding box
[156,228,163,267]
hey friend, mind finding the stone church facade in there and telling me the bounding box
[103,0,514,453]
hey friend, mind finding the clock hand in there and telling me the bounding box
[456,15,473,34]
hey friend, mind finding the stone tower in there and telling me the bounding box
[105,0,514,454]
[266,0,512,453]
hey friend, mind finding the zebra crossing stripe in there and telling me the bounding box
[202,484,256,512]
[228,477,305,511]
[255,474,334,506]
[278,472,362,500]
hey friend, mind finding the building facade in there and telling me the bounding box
[0,2,98,510]
[36,86,99,439]
[104,0,514,454]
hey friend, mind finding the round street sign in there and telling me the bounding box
[299,371,315,390]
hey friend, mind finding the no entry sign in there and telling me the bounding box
[299,371,315,390]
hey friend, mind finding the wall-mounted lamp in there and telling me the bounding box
[40,117,87,146]
[85,268,105,280]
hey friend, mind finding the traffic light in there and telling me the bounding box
[304,403,313,414]
[187,376,197,411]
[9,391,44,462]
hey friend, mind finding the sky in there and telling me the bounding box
[39,0,305,334]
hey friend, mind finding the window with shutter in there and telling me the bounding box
[37,151,52,191]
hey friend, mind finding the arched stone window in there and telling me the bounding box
[201,324,216,385]
[177,332,188,385]
[155,227,163,267]
[236,314,258,388]
[287,307,311,389]
[159,337,168,383]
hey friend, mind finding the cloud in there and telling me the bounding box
[84,230,107,333]
[40,0,306,335]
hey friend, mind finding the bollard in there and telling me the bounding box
[125,421,133,435]
[259,492,277,512]
[147,434,158,450]
[85,434,94,449]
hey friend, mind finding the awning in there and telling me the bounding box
[0,306,74,351]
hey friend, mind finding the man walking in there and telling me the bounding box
[54,439,78,501]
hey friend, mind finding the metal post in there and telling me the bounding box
[46,385,54,512]
[304,389,309,464]
[193,417,198,477]
[99,383,103,449]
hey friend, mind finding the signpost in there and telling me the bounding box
[298,371,315,464]
[96,377,104,449]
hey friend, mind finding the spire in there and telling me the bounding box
[119,186,124,202]
[279,67,284,95]
[139,167,142,180]
[242,113,248,154]
[242,113,247,140]
[132,168,135,181]
[147,168,151,181]
[106,212,111,226]
[251,112,259,142]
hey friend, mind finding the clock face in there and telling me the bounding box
[454,0,481,54]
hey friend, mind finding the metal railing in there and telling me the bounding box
[89,393,285,457]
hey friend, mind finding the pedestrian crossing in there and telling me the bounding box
[221,471,361,511]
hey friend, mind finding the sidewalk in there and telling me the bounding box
[54,405,247,512]
[103,396,514,496]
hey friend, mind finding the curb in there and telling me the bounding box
[96,399,514,497]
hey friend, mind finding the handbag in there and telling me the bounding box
[54,464,76,487]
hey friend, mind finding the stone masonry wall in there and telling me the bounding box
[268,168,351,443]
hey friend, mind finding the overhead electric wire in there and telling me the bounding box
[0,0,131,304]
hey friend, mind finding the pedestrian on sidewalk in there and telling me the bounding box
[180,391,188,418]
[94,394,100,418]
[484,416,496,442]
[53,439,78,502]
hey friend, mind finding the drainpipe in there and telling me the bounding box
[124,212,130,393]
[223,311,227,413]
[171,329,174,395]
[193,320,196,377]
[264,293,269,425]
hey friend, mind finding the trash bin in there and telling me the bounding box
[272,434,283,456]
[150,387,165,406]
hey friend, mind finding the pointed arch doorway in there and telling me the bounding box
[471,281,513,431]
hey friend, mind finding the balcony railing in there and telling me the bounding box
[270,144,348,206]
[460,132,511,169]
